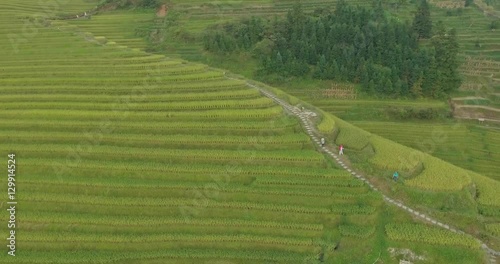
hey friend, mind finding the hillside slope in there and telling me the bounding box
[0,0,497,263]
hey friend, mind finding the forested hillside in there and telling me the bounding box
[203,0,461,98]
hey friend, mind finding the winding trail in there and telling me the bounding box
[236,78,500,263]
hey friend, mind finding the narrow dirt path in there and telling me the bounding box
[452,96,488,101]
[237,78,500,264]
[474,0,500,19]
[456,105,500,112]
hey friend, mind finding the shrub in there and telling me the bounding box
[385,106,443,120]
[140,0,160,8]
[490,20,500,30]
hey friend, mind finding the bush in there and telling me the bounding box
[386,106,442,120]
[490,20,500,30]
[140,0,159,8]
[101,0,161,9]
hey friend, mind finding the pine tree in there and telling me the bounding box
[373,0,385,21]
[400,81,409,96]
[275,51,284,74]
[410,75,423,98]
[412,0,432,39]
[368,80,376,94]
[242,35,251,49]
[361,69,370,88]
[315,55,328,79]
[432,25,461,95]
[393,79,402,96]
[328,60,340,79]
[384,78,394,95]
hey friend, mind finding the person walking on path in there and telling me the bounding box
[339,144,344,155]
[320,138,325,147]
[393,171,399,181]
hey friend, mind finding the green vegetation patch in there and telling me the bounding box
[471,173,500,207]
[339,224,375,238]
[369,136,422,172]
[485,223,500,236]
[406,156,472,191]
[318,111,336,134]
[385,223,480,249]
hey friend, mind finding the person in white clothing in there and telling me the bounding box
[339,144,344,155]
[320,138,325,147]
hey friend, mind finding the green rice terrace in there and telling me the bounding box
[61,0,500,180]
[0,0,499,263]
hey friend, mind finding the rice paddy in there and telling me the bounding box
[0,0,497,263]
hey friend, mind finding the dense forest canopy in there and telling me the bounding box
[202,0,461,99]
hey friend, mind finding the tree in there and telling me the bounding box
[275,51,284,74]
[202,0,459,99]
[490,20,500,30]
[395,0,409,10]
[431,26,461,94]
[368,80,376,94]
[410,75,423,98]
[140,0,158,8]
[464,0,473,7]
[373,0,386,21]
[384,78,394,94]
[287,4,306,36]
[314,55,328,79]
[412,0,432,39]
[393,79,402,96]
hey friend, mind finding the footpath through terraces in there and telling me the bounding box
[230,77,500,264]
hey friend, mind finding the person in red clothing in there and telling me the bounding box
[339,144,344,155]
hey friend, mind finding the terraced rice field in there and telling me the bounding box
[64,0,500,102]
[0,0,495,263]
[67,11,151,50]
[120,0,499,180]
[0,1,386,263]
[393,1,500,112]
[171,0,500,120]
[284,92,500,180]
[351,121,500,180]
[170,0,500,98]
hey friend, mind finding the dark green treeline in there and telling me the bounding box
[202,0,460,98]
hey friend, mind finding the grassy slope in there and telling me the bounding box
[69,0,499,250]
[0,1,429,263]
[0,1,494,263]
[132,0,500,182]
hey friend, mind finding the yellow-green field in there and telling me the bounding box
[0,0,498,263]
